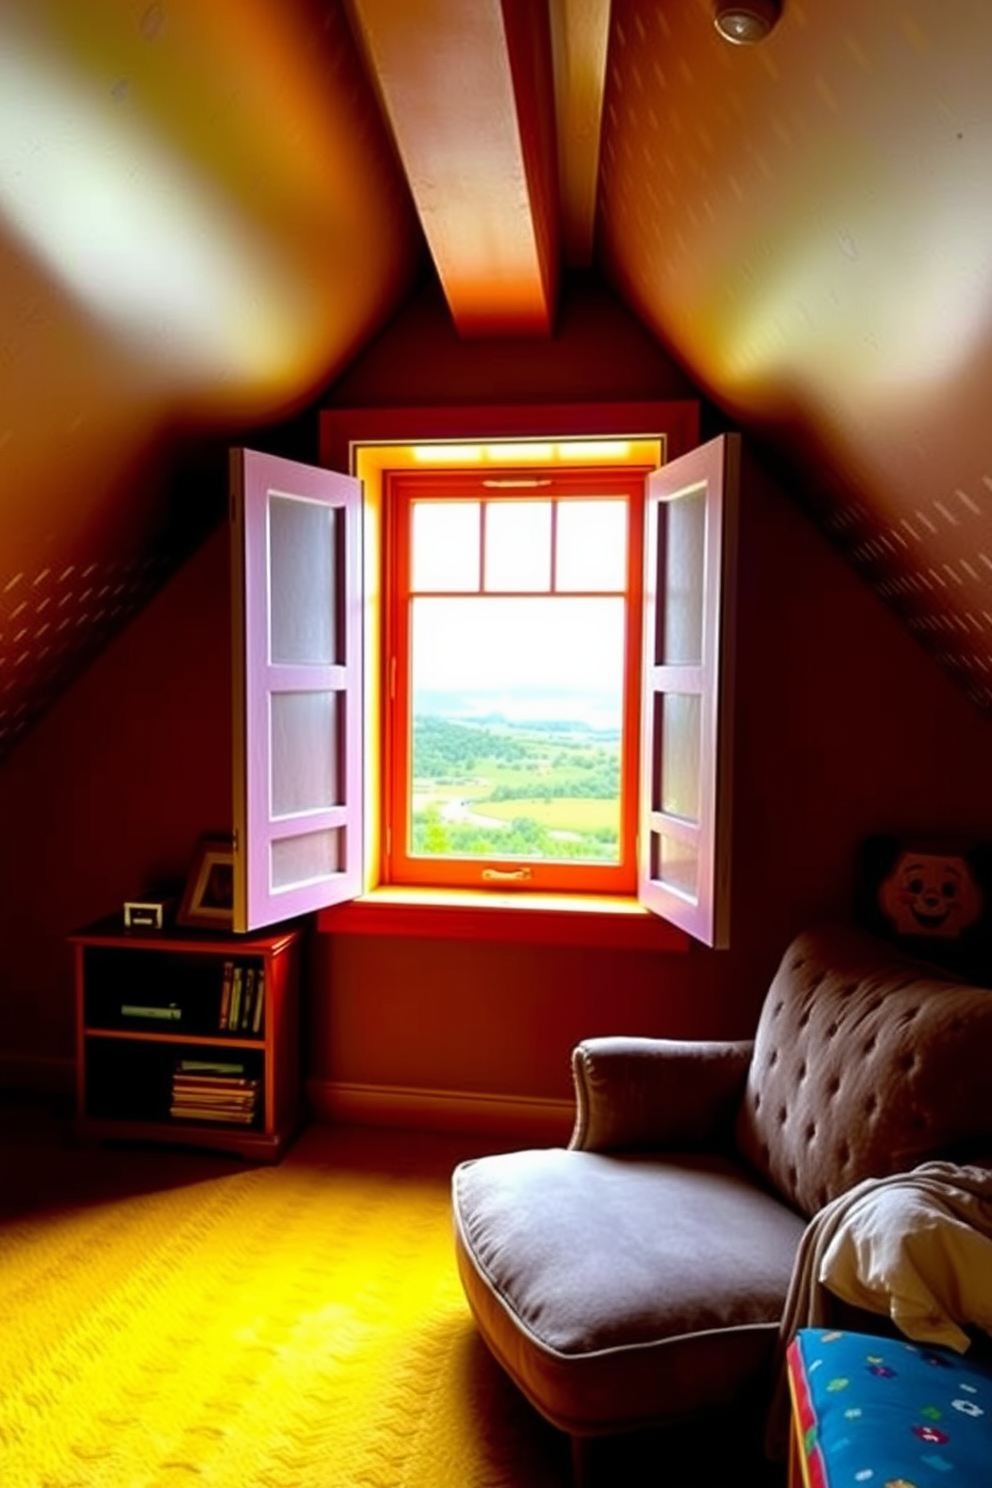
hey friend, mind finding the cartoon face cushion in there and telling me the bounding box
[879,850,983,940]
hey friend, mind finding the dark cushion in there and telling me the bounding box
[735,926,992,1218]
[452,1147,807,1435]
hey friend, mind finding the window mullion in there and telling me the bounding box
[549,499,558,594]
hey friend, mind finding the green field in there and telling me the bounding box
[411,714,621,861]
[475,797,618,832]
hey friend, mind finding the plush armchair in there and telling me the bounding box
[452,925,992,1470]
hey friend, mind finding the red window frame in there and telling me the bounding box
[382,464,649,893]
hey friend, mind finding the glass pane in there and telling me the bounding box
[556,501,627,591]
[411,502,480,591]
[269,496,336,665]
[271,828,342,889]
[654,692,700,820]
[651,831,698,897]
[484,502,551,591]
[660,487,704,665]
[271,691,339,816]
[410,596,623,863]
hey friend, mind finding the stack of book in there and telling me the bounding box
[170,1059,261,1125]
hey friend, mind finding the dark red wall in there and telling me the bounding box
[0,533,232,1078]
[311,447,992,1110]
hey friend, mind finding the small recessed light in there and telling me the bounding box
[713,0,781,45]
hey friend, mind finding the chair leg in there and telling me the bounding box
[570,1434,593,1488]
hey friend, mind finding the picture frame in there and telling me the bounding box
[176,834,235,930]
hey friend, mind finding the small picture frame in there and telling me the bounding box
[176,835,235,930]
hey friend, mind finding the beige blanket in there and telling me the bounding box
[766,1161,992,1455]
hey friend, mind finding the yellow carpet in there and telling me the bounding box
[0,1119,571,1488]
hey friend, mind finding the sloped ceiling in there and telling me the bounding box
[0,0,424,761]
[1,0,991,767]
[598,0,992,717]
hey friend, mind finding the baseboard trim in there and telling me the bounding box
[306,1079,575,1144]
[0,1059,575,1143]
[0,1053,75,1095]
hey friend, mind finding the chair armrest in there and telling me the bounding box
[569,1036,755,1153]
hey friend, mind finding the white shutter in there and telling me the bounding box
[638,434,739,946]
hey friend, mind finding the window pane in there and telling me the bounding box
[650,831,698,897]
[411,502,480,591]
[556,500,627,591]
[659,487,704,665]
[410,596,623,863]
[654,692,700,821]
[271,691,339,816]
[484,502,551,591]
[271,828,342,889]
[269,496,336,664]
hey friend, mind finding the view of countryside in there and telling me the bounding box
[407,498,629,865]
[411,702,621,864]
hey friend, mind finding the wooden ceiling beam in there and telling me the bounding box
[345,0,561,337]
[549,0,611,267]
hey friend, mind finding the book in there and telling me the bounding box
[176,1058,245,1076]
[174,1071,260,1083]
[169,1105,257,1125]
[240,966,256,1032]
[121,1003,181,1021]
[227,964,243,1032]
[172,1083,261,1095]
[252,966,265,1035]
[172,1093,257,1106]
[219,960,234,1030]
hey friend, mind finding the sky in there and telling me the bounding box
[412,596,625,729]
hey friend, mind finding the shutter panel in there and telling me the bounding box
[638,434,739,947]
[231,448,363,932]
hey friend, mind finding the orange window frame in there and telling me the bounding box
[382,465,648,893]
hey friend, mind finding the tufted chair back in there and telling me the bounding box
[734,924,992,1218]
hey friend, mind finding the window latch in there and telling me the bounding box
[481,867,533,882]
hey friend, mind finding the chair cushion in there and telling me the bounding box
[787,1327,992,1488]
[452,1147,807,1435]
[735,926,992,1218]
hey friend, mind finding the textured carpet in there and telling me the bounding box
[0,1102,786,1488]
[0,1113,572,1488]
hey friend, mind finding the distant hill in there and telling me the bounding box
[414,686,620,734]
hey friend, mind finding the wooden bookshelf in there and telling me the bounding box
[71,916,303,1162]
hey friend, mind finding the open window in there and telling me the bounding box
[229,409,738,947]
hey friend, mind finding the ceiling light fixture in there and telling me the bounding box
[713,0,781,45]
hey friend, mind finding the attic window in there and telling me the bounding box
[229,403,737,949]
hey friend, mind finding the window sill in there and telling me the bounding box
[316,887,690,951]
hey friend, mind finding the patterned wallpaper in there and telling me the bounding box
[0,554,174,759]
[0,0,422,763]
[597,0,992,714]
